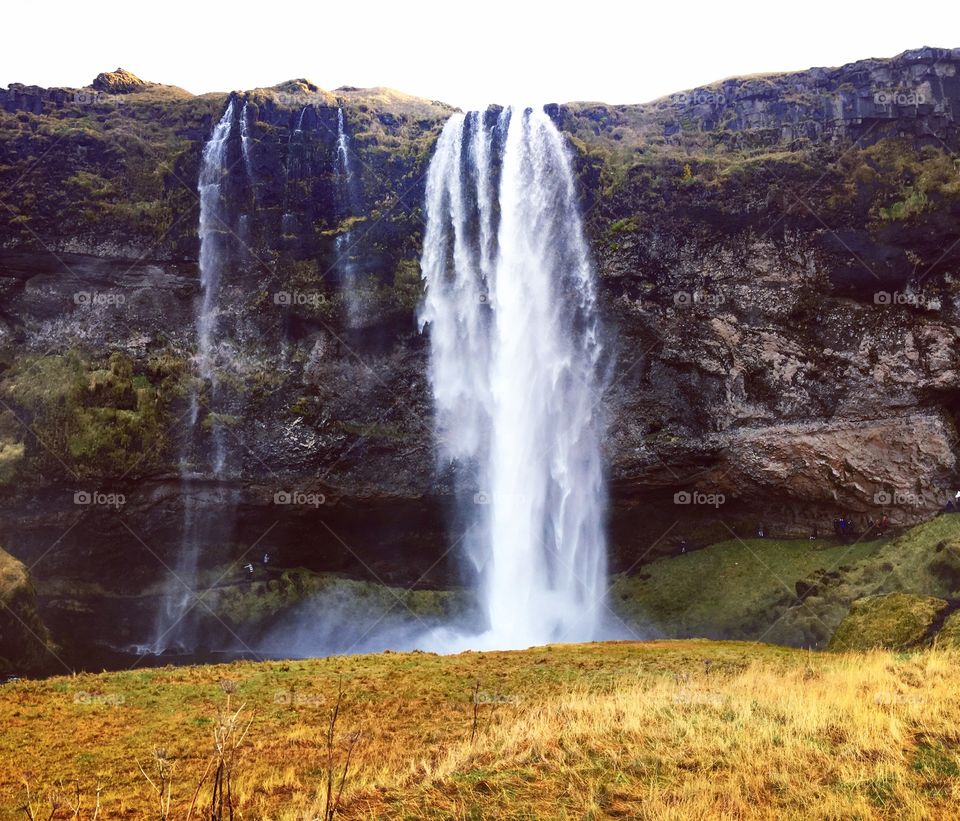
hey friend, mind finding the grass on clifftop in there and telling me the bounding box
[2,641,960,819]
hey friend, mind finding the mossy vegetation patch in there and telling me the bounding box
[612,536,884,645]
[207,568,470,628]
[0,85,223,250]
[614,516,960,650]
[933,610,960,648]
[0,545,54,673]
[827,592,948,651]
[0,349,177,480]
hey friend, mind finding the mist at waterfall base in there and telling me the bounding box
[145,102,618,663]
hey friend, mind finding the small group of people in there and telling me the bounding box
[243,552,272,581]
[830,513,890,542]
[796,513,892,543]
[832,515,855,541]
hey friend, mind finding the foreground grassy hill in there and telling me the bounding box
[2,641,960,819]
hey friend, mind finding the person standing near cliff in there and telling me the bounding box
[878,514,890,536]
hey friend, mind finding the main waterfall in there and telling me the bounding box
[419,107,608,650]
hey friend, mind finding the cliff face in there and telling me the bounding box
[572,46,960,562]
[1,50,959,620]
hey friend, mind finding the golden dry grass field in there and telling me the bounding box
[1,640,959,819]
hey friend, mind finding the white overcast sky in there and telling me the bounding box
[2,0,957,111]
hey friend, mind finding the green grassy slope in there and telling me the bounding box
[613,515,960,649]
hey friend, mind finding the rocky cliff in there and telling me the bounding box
[1,49,960,657]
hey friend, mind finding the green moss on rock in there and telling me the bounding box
[611,536,884,646]
[1,350,170,480]
[934,610,960,648]
[205,568,469,627]
[0,546,55,673]
[827,592,949,651]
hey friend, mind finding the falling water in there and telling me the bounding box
[151,101,237,652]
[336,107,353,180]
[195,101,235,474]
[419,107,607,650]
[334,107,362,327]
[240,101,254,182]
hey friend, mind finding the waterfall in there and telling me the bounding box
[336,107,353,181]
[151,101,238,653]
[334,107,361,327]
[195,101,235,475]
[419,107,607,650]
[240,101,254,182]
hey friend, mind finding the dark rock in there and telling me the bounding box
[795,580,818,600]
[928,541,960,588]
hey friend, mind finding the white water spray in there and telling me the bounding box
[420,107,607,650]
